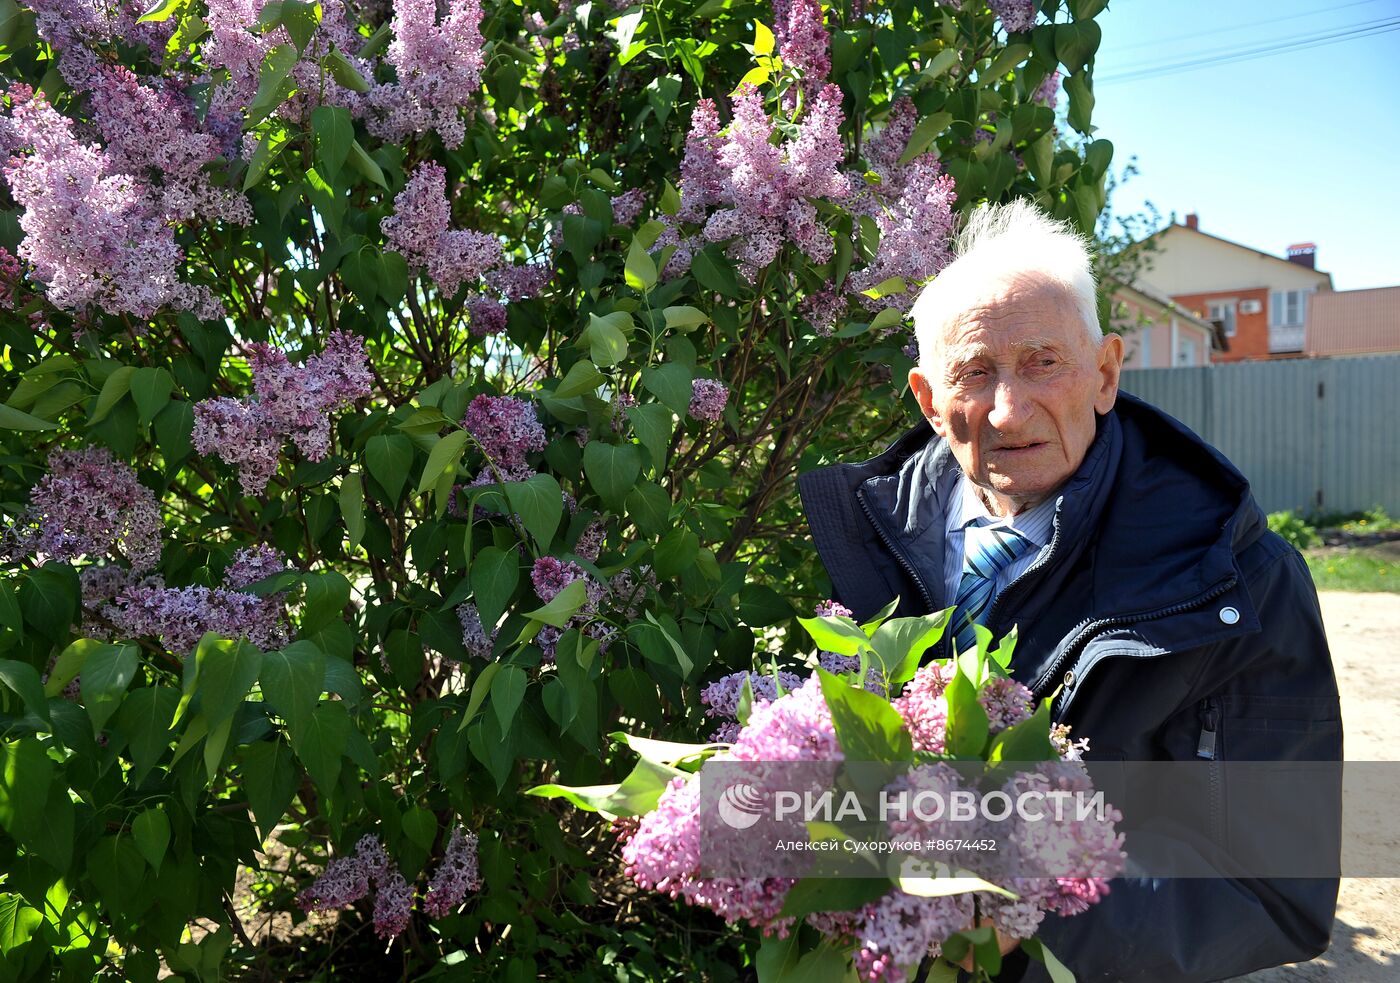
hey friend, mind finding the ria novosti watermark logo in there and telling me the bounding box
[715,783,1111,827]
[716,782,767,829]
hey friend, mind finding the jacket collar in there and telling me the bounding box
[799,392,1268,631]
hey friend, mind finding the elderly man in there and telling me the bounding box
[797,200,1342,981]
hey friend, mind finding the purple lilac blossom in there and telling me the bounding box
[461,394,547,469]
[8,446,162,571]
[1034,70,1062,107]
[0,84,221,319]
[364,0,485,148]
[223,544,288,591]
[104,579,289,655]
[609,187,646,226]
[424,826,482,917]
[700,670,805,736]
[372,867,414,939]
[688,378,729,422]
[456,602,497,659]
[466,295,509,336]
[192,332,372,494]
[990,0,1036,33]
[382,162,504,296]
[778,0,830,87]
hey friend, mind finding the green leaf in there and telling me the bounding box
[81,643,139,733]
[779,877,889,919]
[608,732,725,768]
[136,0,186,22]
[522,578,587,629]
[1022,938,1077,983]
[584,311,632,366]
[816,667,913,762]
[471,546,518,638]
[918,48,960,84]
[869,307,905,333]
[296,701,350,792]
[278,0,319,51]
[347,139,388,189]
[0,739,52,844]
[0,660,49,724]
[490,665,526,733]
[132,808,171,873]
[1054,20,1101,73]
[755,931,801,983]
[641,362,693,417]
[583,441,642,506]
[690,248,740,297]
[0,403,59,431]
[653,527,699,578]
[1064,72,1095,134]
[870,612,949,689]
[247,43,298,126]
[983,43,1032,82]
[639,612,693,679]
[417,429,469,495]
[658,179,681,216]
[115,686,180,784]
[624,481,671,537]
[625,237,657,290]
[555,359,605,399]
[1083,137,1114,180]
[44,638,104,697]
[326,45,371,92]
[402,805,437,851]
[861,276,908,300]
[242,739,297,841]
[897,863,1016,898]
[504,472,564,548]
[244,127,290,190]
[526,756,682,817]
[0,895,42,952]
[260,641,325,746]
[130,366,174,424]
[986,695,1055,763]
[459,662,499,732]
[1025,132,1054,184]
[339,471,365,551]
[943,666,990,758]
[737,583,795,627]
[899,111,953,163]
[626,402,673,474]
[798,615,871,657]
[89,365,135,425]
[311,105,353,183]
[662,305,709,331]
[181,635,262,727]
[366,433,414,502]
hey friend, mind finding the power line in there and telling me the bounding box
[1110,0,1390,54]
[1097,16,1400,84]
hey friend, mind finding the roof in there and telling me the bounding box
[1306,285,1400,356]
[1107,276,1219,333]
[1137,223,1336,291]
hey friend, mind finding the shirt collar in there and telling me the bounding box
[950,471,1058,549]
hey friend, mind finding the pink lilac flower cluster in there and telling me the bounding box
[423,826,482,917]
[0,85,222,320]
[23,0,173,69]
[1034,70,1062,107]
[529,555,611,658]
[93,544,291,655]
[777,0,830,92]
[0,247,20,308]
[461,394,548,469]
[845,100,958,314]
[364,0,485,149]
[700,669,805,742]
[659,83,848,281]
[688,378,729,422]
[808,600,887,695]
[300,827,483,939]
[192,332,373,494]
[456,601,496,659]
[6,446,162,571]
[609,188,647,226]
[990,0,1037,33]
[382,162,504,297]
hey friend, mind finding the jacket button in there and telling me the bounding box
[1219,606,1240,625]
[1063,670,1076,688]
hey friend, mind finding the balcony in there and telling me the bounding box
[1269,324,1305,353]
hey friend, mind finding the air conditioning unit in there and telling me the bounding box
[1240,299,1263,314]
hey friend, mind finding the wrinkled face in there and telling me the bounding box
[909,275,1124,516]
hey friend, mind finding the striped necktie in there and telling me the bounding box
[950,519,1035,656]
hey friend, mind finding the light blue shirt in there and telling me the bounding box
[942,472,1058,605]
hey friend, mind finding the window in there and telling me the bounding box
[1270,289,1310,327]
[1206,300,1237,337]
[1177,337,1197,366]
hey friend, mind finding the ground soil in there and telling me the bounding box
[1233,591,1400,981]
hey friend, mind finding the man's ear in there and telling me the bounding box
[1095,332,1125,414]
[908,367,946,435]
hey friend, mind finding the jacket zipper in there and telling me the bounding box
[1198,697,1225,846]
[856,487,936,613]
[1036,575,1239,712]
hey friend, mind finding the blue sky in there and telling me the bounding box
[1088,0,1400,290]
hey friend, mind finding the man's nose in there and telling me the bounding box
[987,379,1033,431]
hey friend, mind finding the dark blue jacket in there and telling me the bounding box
[797,392,1342,982]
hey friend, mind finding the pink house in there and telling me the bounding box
[1109,278,1222,369]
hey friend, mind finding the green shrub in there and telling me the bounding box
[1268,511,1318,549]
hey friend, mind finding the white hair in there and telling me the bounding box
[910,199,1101,367]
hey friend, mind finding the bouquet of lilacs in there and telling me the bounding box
[533,600,1125,982]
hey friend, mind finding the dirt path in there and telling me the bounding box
[1234,591,1400,981]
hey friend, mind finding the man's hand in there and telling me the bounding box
[954,916,1021,972]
